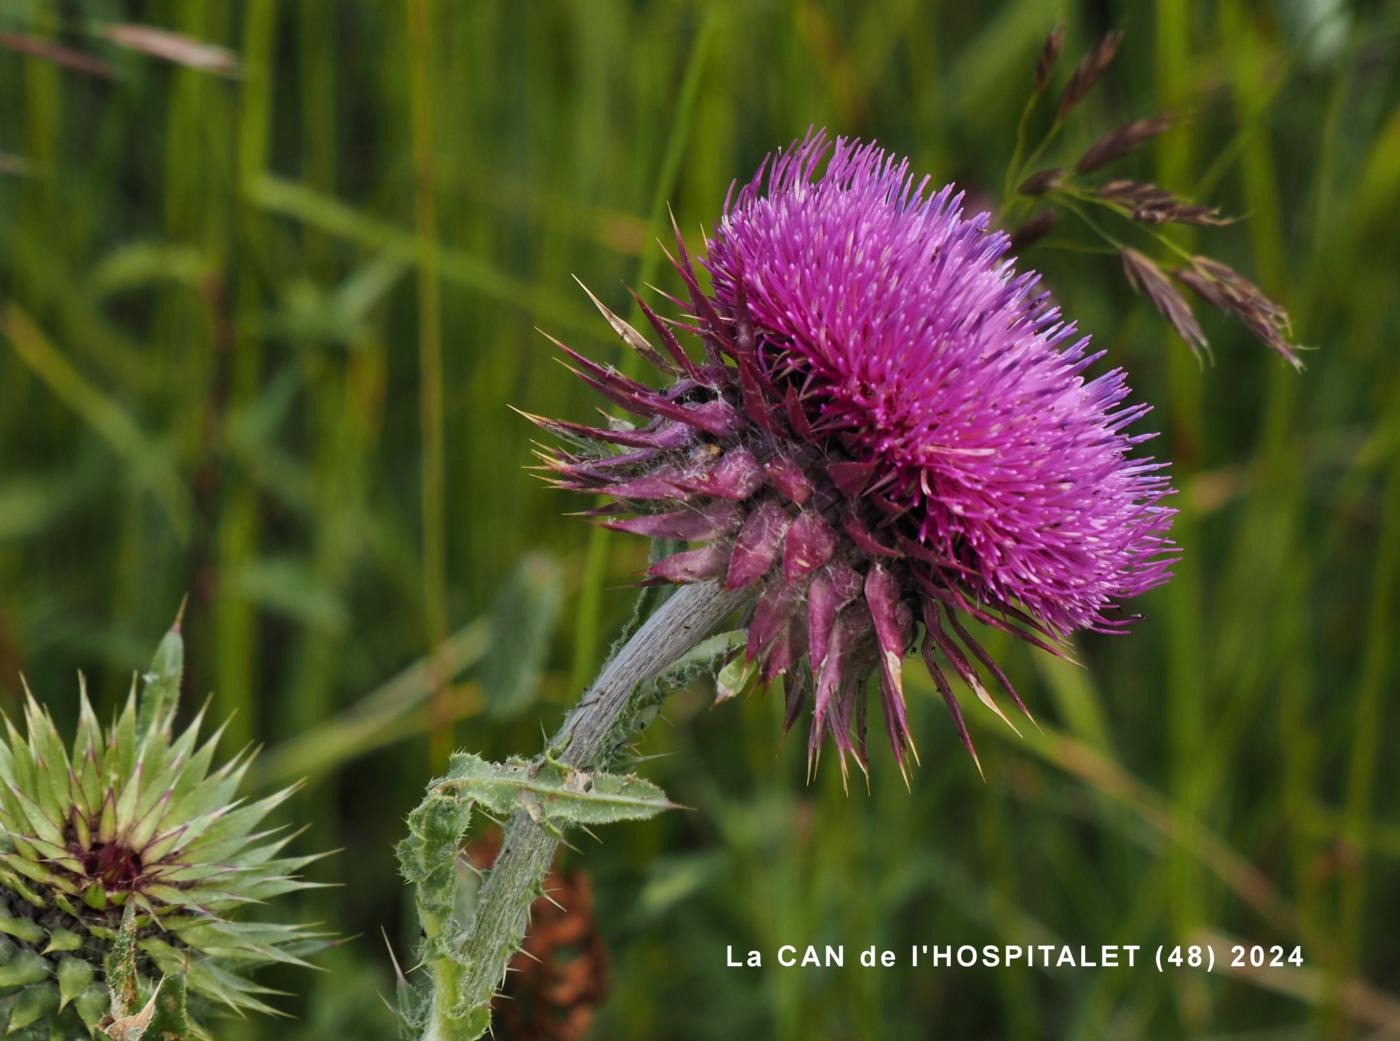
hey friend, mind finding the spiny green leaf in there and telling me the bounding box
[0,787,44,861]
[126,790,173,852]
[140,941,284,1017]
[144,971,190,1039]
[1,851,72,894]
[396,749,679,1040]
[436,753,678,826]
[0,949,49,988]
[57,956,95,1010]
[96,789,118,845]
[176,785,299,860]
[161,745,255,832]
[108,684,139,784]
[1,716,37,799]
[128,708,211,845]
[42,928,82,955]
[21,691,73,826]
[137,606,185,740]
[6,980,58,1032]
[0,737,14,789]
[3,783,65,851]
[75,982,109,1030]
[0,911,45,946]
[165,715,229,807]
[72,676,103,762]
[112,760,145,840]
[0,863,44,907]
[71,684,104,821]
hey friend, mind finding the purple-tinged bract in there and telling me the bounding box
[531,129,1177,780]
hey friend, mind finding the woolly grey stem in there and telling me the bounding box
[458,579,745,1016]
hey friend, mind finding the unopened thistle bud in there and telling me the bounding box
[0,616,325,1037]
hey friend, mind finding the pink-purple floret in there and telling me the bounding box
[704,131,1177,638]
[535,129,1177,776]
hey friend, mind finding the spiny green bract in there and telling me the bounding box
[0,615,327,1038]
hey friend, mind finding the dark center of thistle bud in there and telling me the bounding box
[81,841,144,890]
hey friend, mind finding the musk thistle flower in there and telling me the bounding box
[0,616,323,1037]
[532,130,1176,779]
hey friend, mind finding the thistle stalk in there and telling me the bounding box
[452,580,743,1026]
[406,125,1192,1039]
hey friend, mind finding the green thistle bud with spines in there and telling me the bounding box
[0,614,328,1038]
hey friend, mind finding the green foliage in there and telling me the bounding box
[395,752,676,1040]
[145,974,191,1041]
[433,753,676,826]
[479,555,563,721]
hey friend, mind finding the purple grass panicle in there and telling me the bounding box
[529,129,1177,781]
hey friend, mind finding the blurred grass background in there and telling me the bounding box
[2,0,1399,1038]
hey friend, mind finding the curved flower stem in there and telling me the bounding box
[456,579,745,1019]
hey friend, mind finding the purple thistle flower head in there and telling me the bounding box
[532,129,1177,781]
